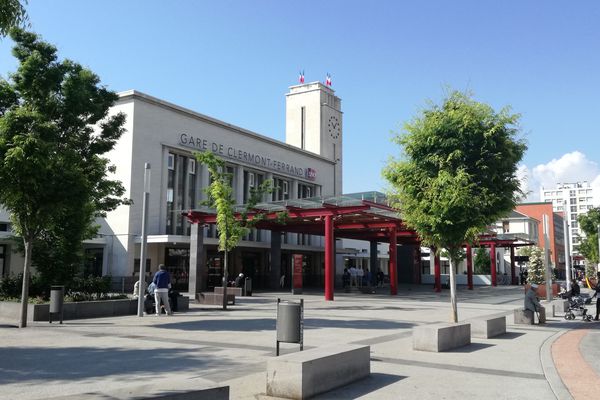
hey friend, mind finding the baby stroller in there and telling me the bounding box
[564,296,592,321]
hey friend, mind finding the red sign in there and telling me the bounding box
[293,254,303,289]
[306,168,316,181]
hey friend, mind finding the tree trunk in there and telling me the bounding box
[222,249,228,311]
[19,239,33,328]
[449,257,458,323]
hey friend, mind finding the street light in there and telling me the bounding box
[137,163,151,317]
[563,201,571,291]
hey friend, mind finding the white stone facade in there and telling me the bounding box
[540,181,597,260]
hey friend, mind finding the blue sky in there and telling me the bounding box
[1,1,599,201]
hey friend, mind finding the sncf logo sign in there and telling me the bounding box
[306,168,317,181]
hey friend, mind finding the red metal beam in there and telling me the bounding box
[324,215,334,301]
[490,243,497,287]
[389,227,397,296]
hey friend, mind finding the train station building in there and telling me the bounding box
[0,82,534,294]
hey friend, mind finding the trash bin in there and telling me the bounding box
[244,277,252,296]
[276,298,303,355]
[49,285,64,324]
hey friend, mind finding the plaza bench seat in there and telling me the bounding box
[266,344,370,399]
[551,299,569,314]
[413,322,471,352]
[213,286,243,296]
[470,316,506,339]
[196,292,235,305]
[514,307,546,324]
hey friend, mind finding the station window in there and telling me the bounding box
[166,151,198,235]
[243,170,263,203]
[298,183,313,199]
[272,177,290,201]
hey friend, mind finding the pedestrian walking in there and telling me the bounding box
[152,264,172,316]
[592,282,600,321]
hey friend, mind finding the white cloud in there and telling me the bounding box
[519,151,600,205]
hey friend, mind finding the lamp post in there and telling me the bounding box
[543,214,552,301]
[563,202,571,291]
[137,163,151,317]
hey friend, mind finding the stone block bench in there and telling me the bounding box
[551,299,569,314]
[196,292,235,305]
[47,378,229,399]
[266,344,370,399]
[213,286,243,296]
[470,316,506,339]
[413,322,471,352]
[514,307,546,325]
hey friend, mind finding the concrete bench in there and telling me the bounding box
[471,316,506,339]
[266,344,370,399]
[413,322,471,352]
[47,378,229,399]
[196,292,235,305]
[551,299,569,314]
[514,307,546,324]
[213,286,243,296]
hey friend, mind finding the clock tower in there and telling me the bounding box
[285,82,343,195]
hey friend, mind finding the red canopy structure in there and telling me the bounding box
[183,195,419,300]
[183,195,536,299]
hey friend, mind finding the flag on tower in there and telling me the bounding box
[299,70,305,84]
[325,73,332,86]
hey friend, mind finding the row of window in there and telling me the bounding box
[543,189,593,197]
[166,152,318,238]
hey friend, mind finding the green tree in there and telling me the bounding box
[473,248,491,275]
[578,207,600,277]
[525,247,545,284]
[0,29,127,327]
[195,151,272,309]
[0,0,28,36]
[383,90,526,322]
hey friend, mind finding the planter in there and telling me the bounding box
[524,283,559,299]
[1,299,137,322]
[1,295,190,323]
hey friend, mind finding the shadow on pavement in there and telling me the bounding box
[493,331,526,340]
[449,342,495,353]
[312,373,405,399]
[156,318,414,332]
[0,346,229,385]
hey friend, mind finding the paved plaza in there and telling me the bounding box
[2,285,599,399]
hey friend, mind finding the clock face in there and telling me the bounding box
[328,115,340,139]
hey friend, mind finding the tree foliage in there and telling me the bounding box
[195,151,272,252]
[0,29,127,325]
[0,0,28,36]
[473,247,491,275]
[577,207,599,267]
[384,91,526,254]
[383,90,526,321]
[525,247,544,284]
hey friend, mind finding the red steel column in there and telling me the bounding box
[324,214,334,301]
[490,243,497,286]
[434,248,441,292]
[510,246,516,285]
[389,227,398,295]
[466,244,473,290]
